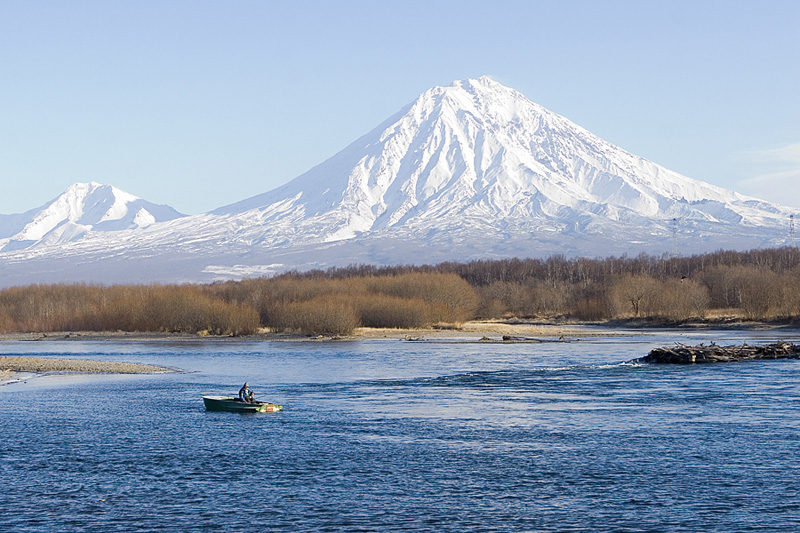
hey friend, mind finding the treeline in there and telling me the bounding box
[252,247,800,324]
[295,247,800,287]
[1,247,799,336]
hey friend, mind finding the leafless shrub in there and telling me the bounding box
[608,274,660,318]
[0,283,259,335]
[366,273,478,323]
[475,281,530,318]
[268,296,360,335]
[570,297,609,321]
[738,270,784,320]
[0,308,15,333]
[354,294,431,328]
[654,278,711,320]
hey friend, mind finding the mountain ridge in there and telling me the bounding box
[0,77,795,286]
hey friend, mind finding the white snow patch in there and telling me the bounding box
[133,208,156,227]
[202,264,286,278]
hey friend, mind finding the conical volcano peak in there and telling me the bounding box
[215,75,788,242]
[411,76,548,126]
[439,76,523,101]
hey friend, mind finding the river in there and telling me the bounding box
[2,328,799,532]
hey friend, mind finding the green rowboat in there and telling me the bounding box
[202,395,283,413]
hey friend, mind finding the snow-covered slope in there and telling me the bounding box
[0,78,795,286]
[0,182,184,252]
[211,76,787,244]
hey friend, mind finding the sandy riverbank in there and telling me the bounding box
[1,318,795,345]
[350,321,622,340]
[0,321,628,343]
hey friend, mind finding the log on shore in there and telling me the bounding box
[639,342,800,364]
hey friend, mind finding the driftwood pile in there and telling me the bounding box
[640,341,800,364]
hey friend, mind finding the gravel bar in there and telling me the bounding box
[0,356,175,374]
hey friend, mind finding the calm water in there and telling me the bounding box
[2,329,800,532]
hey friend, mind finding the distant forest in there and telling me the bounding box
[2,247,800,336]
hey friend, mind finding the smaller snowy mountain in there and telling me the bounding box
[0,182,185,252]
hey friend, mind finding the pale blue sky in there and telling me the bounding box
[1,0,798,214]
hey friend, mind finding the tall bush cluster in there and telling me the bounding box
[206,272,479,335]
[464,254,799,322]
[607,275,710,320]
[700,265,800,319]
[0,284,260,335]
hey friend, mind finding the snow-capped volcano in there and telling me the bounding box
[0,182,184,252]
[0,77,794,286]
[212,76,785,244]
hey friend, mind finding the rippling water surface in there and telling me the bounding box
[2,329,800,532]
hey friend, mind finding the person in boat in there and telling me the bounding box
[239,382,255,403]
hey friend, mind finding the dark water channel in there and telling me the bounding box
[2,329,799,532]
